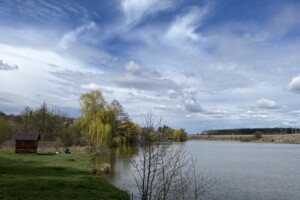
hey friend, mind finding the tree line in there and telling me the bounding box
[0,102,85,146]
[75,90,187,147]
[202,128,300,135]
[0,90,188,147]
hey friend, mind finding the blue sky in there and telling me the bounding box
[1,0,300,133]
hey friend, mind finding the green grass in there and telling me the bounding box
[0,150,129,200]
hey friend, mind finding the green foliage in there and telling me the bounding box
[149,131,157,141]
[60,125,87,147]
[140,127,155,143]
[76,92,140,147]
[2,90,140,148]
[158,125,175,139]
[20,106,34,132]
[111,99,140,145]
[173,128,188,142]
[118,120,140,145]
[0,118,13,145]
[19,103,68,141]
[76,90,116,146]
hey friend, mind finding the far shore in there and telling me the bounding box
[188,134,300,144]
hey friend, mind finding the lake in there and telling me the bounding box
[95,141,300,200]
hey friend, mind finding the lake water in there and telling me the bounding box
[95,141,300,200]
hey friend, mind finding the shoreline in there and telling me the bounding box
[188,133,300,144]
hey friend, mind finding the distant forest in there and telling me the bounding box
[202,128,300,135]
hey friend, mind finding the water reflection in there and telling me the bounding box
[93,145,138,178]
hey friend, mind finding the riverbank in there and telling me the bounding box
[0,150,129,200]
[188,134,300,144]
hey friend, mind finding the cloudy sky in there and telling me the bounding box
[1,0,300,133]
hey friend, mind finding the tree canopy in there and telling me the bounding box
[76,90,140,146]
[76,90,116,145]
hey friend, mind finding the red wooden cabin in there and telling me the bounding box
[15,132,40,154]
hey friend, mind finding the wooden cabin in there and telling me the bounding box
[15,132,40,154]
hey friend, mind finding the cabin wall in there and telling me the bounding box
[15,140,38,154]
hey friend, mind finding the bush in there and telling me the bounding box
[173,128,187,142]
[0,118,13,145]
[254,132,262,140]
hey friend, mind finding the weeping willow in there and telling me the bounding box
[75,90,117,146]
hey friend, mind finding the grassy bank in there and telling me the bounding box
[188,134,300,144]
[0,150,129,200]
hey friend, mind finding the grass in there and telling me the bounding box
[0,150,129,200]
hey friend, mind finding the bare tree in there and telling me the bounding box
[131,111,216,200]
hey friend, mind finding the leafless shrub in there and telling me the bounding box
[131,111,216,200]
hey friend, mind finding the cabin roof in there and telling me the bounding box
[15,132,40,141]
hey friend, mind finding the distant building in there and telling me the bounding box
[15,132,40,154]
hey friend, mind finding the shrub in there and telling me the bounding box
[174,128,188,142]
[0,118,13,145]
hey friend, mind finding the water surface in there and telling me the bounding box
[96,141,300,200]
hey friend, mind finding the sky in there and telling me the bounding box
[0,0,300,133]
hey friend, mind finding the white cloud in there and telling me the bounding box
[125,60,141,75]
[124,60,160,77]
[121,0,172,28]
[241,110,269,119]
[2,1,300,132]
[289,109,300,116]
[0,43,99,111]
[184,98,202,113]
[165,5,211,42]
[167,89,177,98]
[288,75,300,93]
[256,98,278,109]
[258,4,300,42]
[59,21,96,49]
[81,83,102,90]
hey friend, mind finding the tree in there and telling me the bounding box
[60,125,86,147]
[158,125,175,140]
[45,107,67,141]
[34,101,49,140]
[76,90,116,146]
[111,99,140,145]
[131,112,214,200]
[174,128,188,142]
[254,131,262,140]
[0,118,13,145]
[111,99,129,124]
[122,120,140,144]
[20,106,34,132]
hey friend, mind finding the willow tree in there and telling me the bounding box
[76,90,116,146]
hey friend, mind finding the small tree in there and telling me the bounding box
[35,101,49,138]
[174,128,188,142]
[254,131,262,140]
[20,106,34,132]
